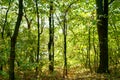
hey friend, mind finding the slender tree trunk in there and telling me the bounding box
[1,0,11,39]
[48,1,54,72]
[9,0,23,80]
[63,14,67,77]
[35,0,40,78]
[52,7,55,72]
[0,0,11,71]
[0,37,3,70]
[88,26,92,72]
[62,1,77,77]
[93,27,98,71]
[96,0,109,73]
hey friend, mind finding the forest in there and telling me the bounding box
[0,0,120,80]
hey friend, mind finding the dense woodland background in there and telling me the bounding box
[0,0,120,80]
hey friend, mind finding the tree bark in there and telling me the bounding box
[9,0,23,80]
[63,13,67,77]
[96,0,109,73]
[0,65,2,71]
[48,1,54,72]
[35,0,40,77]
[88,26,92,72]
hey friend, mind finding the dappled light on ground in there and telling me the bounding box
[1,65,120,80]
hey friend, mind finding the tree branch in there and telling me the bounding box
[23,8,33,29]
[12,0,23,40]
[2,0,11,39]
[109,0,114,5]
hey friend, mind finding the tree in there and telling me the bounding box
[48,1,54,72]
[62,1,78,77]
[0,0,11,71]
[35,0,40,78]
[86,24,92,72]
[96,0,109,73]
[1,0,11,39]
[9,0,23,80]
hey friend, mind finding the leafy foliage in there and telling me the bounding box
[0,0,120,79]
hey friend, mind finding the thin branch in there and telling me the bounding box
[23,8,33,29]
[109,0,114,5]
[64,0,78,15]
[2,0,11,38]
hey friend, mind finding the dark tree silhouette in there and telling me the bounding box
[96,0,109,73]
[48,1,54,72]
[35,0,40,78]
[9,0,23,80]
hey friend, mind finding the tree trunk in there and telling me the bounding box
[35,0,40,77]
[93,27,98,71]
[9,38,16,80]
[63,14,67,77]
[1,0,11,39]
[0,0,11,71]
[96,0,109,73]
[9,0,23,80]
[88,26,92,72]
[0,65,2,71]
[48,1,54,72]
[62,1,77,77]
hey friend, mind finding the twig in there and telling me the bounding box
[109,0,114,5]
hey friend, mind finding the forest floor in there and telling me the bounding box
[0,65,120,80]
